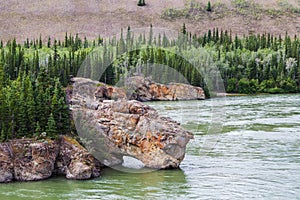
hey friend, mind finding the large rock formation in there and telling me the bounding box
[69,75,205,102]
[0,136,102,183]
[70,77,194,169]
[125,76,205,101]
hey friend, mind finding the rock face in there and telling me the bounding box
[68,76,205,102]
[54,136,102,180]
[0,143,14,183]
[12,139,59,181]
[0,136,102,183]
[125,76,205,101]
[70,77,194,169]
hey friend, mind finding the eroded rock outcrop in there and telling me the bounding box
[55,136,102,180]
[125,76,205,101]
[0,143,14,183]
[70,77,194,169]
[12,139,59,181]
[69,75,205,102]
[0,136,102,183]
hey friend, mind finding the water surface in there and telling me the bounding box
[1,94,299,199]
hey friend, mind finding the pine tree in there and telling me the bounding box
[0,128,5,142]
[0,64,5,140]
[46,113,57,138]
[0,63,5,88]
[137,0,146,6]
[65,32,68,47]
[51,81,60,125]
[18,77,28,137]
[182,23,187,35]
[148,24,153,45]
[35,121,42,137]
[39,35,43,49]
[47,36,51,48]
[25,76,36,134]
[207,1,212,12]
[84,36,88,48]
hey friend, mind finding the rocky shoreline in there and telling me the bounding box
[0,136,102,183]
[0,76,204,183]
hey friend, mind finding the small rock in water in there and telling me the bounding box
[122,156,145,169]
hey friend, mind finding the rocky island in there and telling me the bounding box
[0,76,204,183]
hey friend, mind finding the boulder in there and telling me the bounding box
[0,136,102,183]
[70,77,194,169]
[0,143,14,183]
[12,139,59,181]
[55,136,102,180]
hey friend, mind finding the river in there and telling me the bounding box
[1,94,299,199]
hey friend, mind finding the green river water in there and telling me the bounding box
[1,94,299,199]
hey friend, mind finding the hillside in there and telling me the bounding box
[1,0,300,42]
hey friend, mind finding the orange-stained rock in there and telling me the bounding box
[126,76,205,101]
[70,77,194,169]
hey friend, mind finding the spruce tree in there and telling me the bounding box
[18,79,27,137]
[46,113,58,138]
[0,129,5,142]
[137,0,146,6]
[84,36,88,48]
[39,35,42,49]
[47,36,51,48]
[182,23,187,35]
[207,1,212,12]
[0,63,5,88]
[65,32,68,47]
[148,24,153,45]
[25,76,36,134]
[35,121,42,137]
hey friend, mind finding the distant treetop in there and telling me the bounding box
[137,0,146,7]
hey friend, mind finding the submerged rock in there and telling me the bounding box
[70,77,194,169]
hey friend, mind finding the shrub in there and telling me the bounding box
[238,78,251,94]
[227,78,238,93]
[249,79,259,93]
[268,87,284,94]
[280,78,298,93]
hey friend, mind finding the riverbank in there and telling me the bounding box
[216,92,249,97]
[215,92,288,97]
